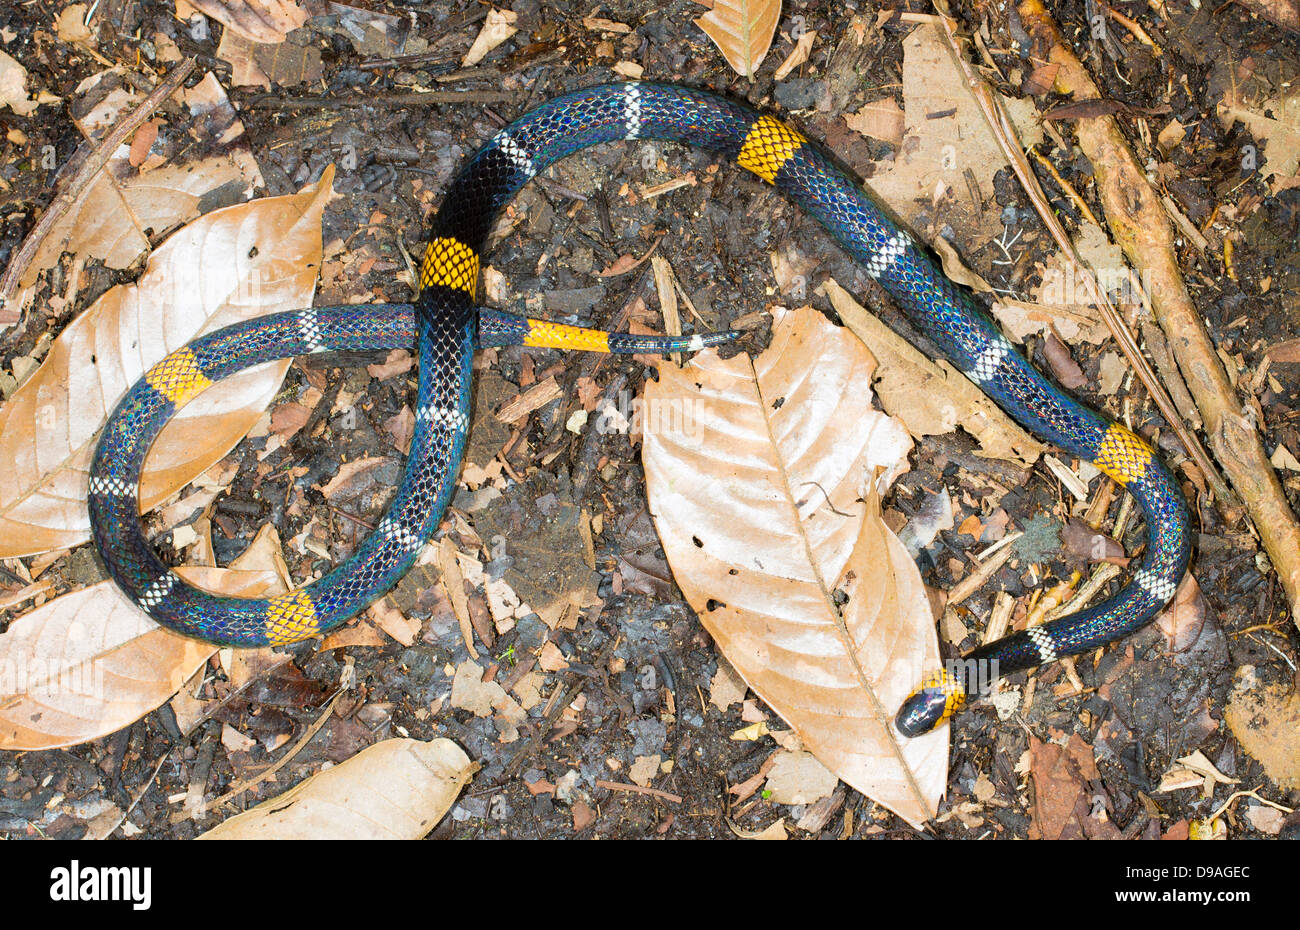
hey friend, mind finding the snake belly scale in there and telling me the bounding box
[87,82,1192,735]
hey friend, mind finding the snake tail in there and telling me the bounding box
[88,84,1191,731]
[476,307,739,354]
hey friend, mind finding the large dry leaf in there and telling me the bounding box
[197,738,473,839]
[0,565,283,749]
[15,71,264,309]
[642,305,947,828]
[693,0,781,80]
[0,167,334,558]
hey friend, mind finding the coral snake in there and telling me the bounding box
[87,82,1191,737]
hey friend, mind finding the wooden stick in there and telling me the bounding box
[1010,0,1300,625]
[595,780,684,804]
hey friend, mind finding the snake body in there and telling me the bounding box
[88,82,1191,735]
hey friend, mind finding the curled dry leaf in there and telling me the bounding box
[0,168,334,558]
[197,738,473,839]
[0,565,283,750]
[643,305,946,828]
[728,817,788,839]
[693,0,782,80]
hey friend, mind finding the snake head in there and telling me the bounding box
[895,668,966,737]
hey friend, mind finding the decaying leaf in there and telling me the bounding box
[186,0,309,44]
[1225,666,1300,790]
[844,97,905,147]
[693,0,781,80]
[0,49,53,117]
[0,169,333,558]
[197,738,473,839]
[0,564,285,750]
[643,305,946,828]
[1026,732,1120,839]
[709,659,748,711]
[821,278,1045,466]
[764,750,839,805]
[863,24,1010,244]
[1217,80,1300,187]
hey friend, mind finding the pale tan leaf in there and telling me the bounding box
[764,749,838,805]
[56,4,95,43]
[1217,81,1300,182]
[728,817,788,839]
[693,0,782,80]
[1225,667,1300,791]
[862,24,1011,245]
[844,97,905,147]
[643,305,947,828]
[0,49,44,117]
[462,8,518,67]
[0,168,334,558]
[0,565,283,750]
[197,738,473,839]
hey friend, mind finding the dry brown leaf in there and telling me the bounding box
[1217,81,1300,185]
[0,564,283,749]
[0,168,333,558]
[844,98,905,147]
[709,658,748,710]
[643,305,946,828]
[821,278,1045,466]
[693,0,781,80]
[197,738,473,839]
[15,71,264,311]
[187,0,309,43]
[772,30,815,82]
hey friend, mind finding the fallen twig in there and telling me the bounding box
[1009,0,1300,624]
[931,6,1235,512]
[595,780,684,803]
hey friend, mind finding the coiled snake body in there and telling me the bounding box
[88,83,1191,736]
